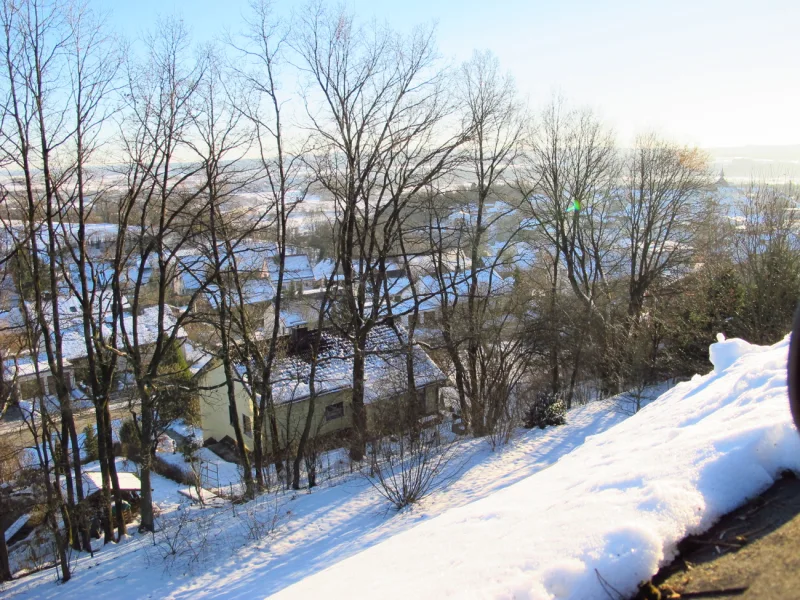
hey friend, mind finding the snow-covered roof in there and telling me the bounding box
[4,304,186,378]
[4,514,30,543]
[219,240,277,274]
[408,251,472,278]
[81,471,141,495]
[269,254,314,282]
[313,258,338,282]
[281,310,307,329]
[205,278,276,309]
[3,355,68,380]
[0,222,120,254]
[269,324,445,404]
[174,252,210,293]
[4,294,131,333]
[388,267,513,317]
[184,342,215,375]
[243,279,276,304]
[312,258,406,283]
[118,305,186,349]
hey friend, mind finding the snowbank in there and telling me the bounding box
[274,335,800,600]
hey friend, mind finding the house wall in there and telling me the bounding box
[267,389,353,449]
[15,367,76,400]
[365,384,439,431]
[199,363,254,446]
[200,362,443,452]
[200,364,353,450]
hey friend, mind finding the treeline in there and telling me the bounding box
[0,0,797,584]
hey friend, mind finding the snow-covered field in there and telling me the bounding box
[3,335,798,599]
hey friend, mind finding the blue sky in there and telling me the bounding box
[94,0,799,148]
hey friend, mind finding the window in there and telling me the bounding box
[229,403,236,426]
[324,402,344,422]
[243,415,252,437]
[418,389,429,413]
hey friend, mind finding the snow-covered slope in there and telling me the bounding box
[273,335,800,600]
[4,335,796,600]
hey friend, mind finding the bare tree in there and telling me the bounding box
[423,50,529,437]
[520,100,618,403]
[622,134,709,321]
[53,1,126,542]
[188,45,260,498]
[228,0,309,487]
[9,276,73,580]
[115,17,211,532]
[732,181,800,343]
[0,0,102,559]
[366,398,456,509]
[296,4,464,458]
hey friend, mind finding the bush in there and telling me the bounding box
[83,425,99,463]
[152,455,196,486]
[522,392,567,430]
[364,396,458,510]
[119,418,141,462]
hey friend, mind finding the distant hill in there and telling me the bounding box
[705,145,800,182]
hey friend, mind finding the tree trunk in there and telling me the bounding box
[292,344,321,490]
[103,403,126,538]
[292,392,316,490]
[48,509,70,583]
[349,344,367,461]
[252,411,266,489]
[263,388,283,476]
[94,402,114,543]
[66,413,91,552]
[0,522,11,581]
[138,463,154,533]
[468,342,486,436]
[58,420,79,551]
[138,405,155,533]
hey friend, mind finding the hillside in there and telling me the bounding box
[272,334,800,599]
[2,336,797,599]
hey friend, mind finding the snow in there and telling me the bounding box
[273,335,800,600]
[4,334,799,600]
[169,418,203,441]
[271,324,445,404]
[268,254,314,283]
[184,343,215,376]
[4,514,29,542]
[193,447,243,490]
[81,471,141,495]
[709,332,768,372]
[156,445,243,493]
[177,486,224,506]
[313,257,338,282]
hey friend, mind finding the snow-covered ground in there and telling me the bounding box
[157,446,244,494]
[3,335,798,599]
[274,334,800,599]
